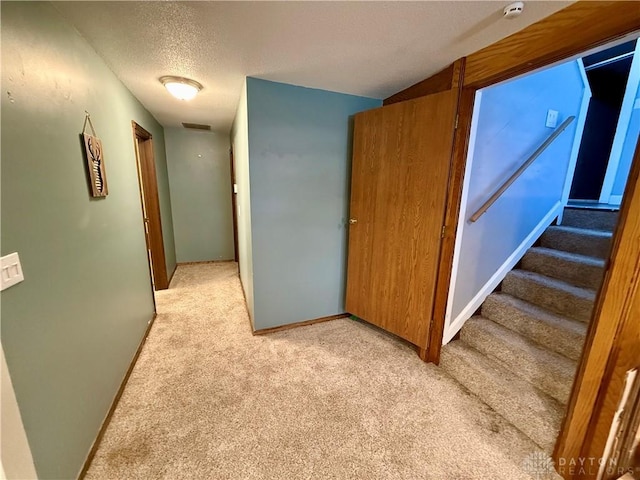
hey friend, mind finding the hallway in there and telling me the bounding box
[86,263,553,479]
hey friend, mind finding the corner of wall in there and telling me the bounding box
[559,59,593,212]
[242,78,381,329]
[1,347,37,480]
[230,79,255,322]
[151,125,178,276]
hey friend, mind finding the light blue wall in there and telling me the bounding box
[612,80,640,196]
[246,78,380,330]
[1,2,175,478]
[165,128,234,263]
[230,81,254,321]
[449,61,586,331]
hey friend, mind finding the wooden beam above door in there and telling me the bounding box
[384,59,464,106]
[464,1,640,90]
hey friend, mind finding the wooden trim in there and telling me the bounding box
[130,123,156,307]
[384,59,464,105]
[133,122,152,140]
[464,1,640,90]
[554,140,640,478]
[176,260,235,266]
[421,64,472,364]
[132,121,169,291]
[78,313,157,479]
[252,314,350,336]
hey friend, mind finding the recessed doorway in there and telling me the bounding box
[132,121,169,291]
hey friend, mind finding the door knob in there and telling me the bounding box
[349,218,358,225]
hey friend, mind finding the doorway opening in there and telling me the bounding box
[439,35,640,459]
[569,39,639,207]
[132,122,169,292]
[229,147,239,264]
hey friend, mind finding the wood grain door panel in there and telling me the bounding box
[345,90,459,348]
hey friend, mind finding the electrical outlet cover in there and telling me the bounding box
[1,252,24,291]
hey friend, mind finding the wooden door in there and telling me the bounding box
[132,122,169,291]
[345,90,459,348]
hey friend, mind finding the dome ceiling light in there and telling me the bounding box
[160,76,203,101]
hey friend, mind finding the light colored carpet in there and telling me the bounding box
[86,262,551,480]
[561,207,618,232]
[441,208,614,456]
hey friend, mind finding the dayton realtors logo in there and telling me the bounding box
[522,452,556,479]
[523,452,640,479]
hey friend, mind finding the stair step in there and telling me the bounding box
[521,247,605,290]
[441,341,565,452]
[541,225,612,259]
[502,270,596,323]
[482,293,587,361]
[461,317,578,404]
[561,208,618,232]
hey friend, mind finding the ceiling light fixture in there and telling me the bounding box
[160,76,203,101]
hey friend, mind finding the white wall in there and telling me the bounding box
[230,80,254,321]
[1,347,37,480]
[444,61,587,343]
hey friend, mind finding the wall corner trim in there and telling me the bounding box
[1,347,38,480]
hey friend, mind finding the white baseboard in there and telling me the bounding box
[442,201,564,345]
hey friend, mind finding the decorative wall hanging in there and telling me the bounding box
[81,112,109,197]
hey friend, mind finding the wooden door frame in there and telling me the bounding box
[383,2,640,477]
[571,135,640,480]
[131,121,169,291]
[229,147,239,264]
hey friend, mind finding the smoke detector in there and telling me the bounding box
[503,2,524,19]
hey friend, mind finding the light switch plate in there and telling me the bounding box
[1,252,24,291]
[546,109,559,128]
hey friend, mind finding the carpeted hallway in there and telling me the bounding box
[86,263,554,479]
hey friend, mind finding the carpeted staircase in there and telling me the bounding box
[440,207,618,453]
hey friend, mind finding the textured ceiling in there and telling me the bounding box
[54,1,572,131]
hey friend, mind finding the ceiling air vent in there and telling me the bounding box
[182,122,211,131]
